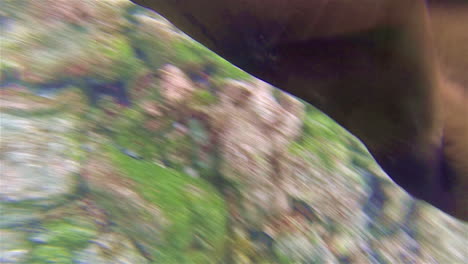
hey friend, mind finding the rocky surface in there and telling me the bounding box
[1,0,467,263]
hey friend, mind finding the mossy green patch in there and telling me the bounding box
[91,34,143,81]
[288,105,360,171]
[39,220,97,250]
[128,27,172,69]
[107,146,227,263]
[190,89,218,106]
[111,107,166,160]
[28,246,73,264]
[172,39,251,80]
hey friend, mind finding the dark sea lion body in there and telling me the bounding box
[132,0,468,221]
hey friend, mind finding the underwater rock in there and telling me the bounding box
[0,229,29,263]
[362,171,388,222]
[0,60,22,88]
[81,147,228,263]
[117,146,143,160]
[291,199,320,223]
[370,230,424,264]
[28,0,93,26]
[28,214,97,250]
[128,70,159,101]
[129,14,180,69]
[85,34,143,82]
[414,207,468,263]
[246,229,274,252]
[141,100,162,117]
[81,156,167,251]
[1,0,141,86]
[0,230,29,263]
[88,0,133,33]
[0,204,43,229]
[85,79,130,106]
[0,114,79,207]
[185,62,217,89]
[284,158,368,233]
[212,79,305,224]
[274,232,336,264]
[1,1,467,263]
[159,64,196,106]
[327,233,370,264]
[74,233,150,264]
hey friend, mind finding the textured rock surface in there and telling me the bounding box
[1,0,467,263]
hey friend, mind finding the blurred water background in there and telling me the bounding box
[0,0,467,263]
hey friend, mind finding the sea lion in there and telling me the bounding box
[131,0,468,221]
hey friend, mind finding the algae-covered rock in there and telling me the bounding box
[0,113,79,209]
[1,0,467,263]
[74,233,150,264]
[159,64,196,106]
[212,79,305,225]
[0,229,29,263]
[86,34,142,81]
[129,14,181,69]
[82,155,167,253]
[415,207,468,263]
[274,232,336,264]
[1,0,141,85]
[28,246,74,264]
[99,148,228,263]
[31,220,97,250]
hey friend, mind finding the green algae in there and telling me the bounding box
[28,246,73,264]
[172,39,252,81]
[91,35,143,81]
[111,107,164,160]
[39,221,97,250]
[27,220,93,262]
[191,89,218,106]
[107,146,227,263]
[288,105,359,171]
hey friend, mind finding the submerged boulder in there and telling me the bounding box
[159,64,196,106]
[1,0,467,263]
